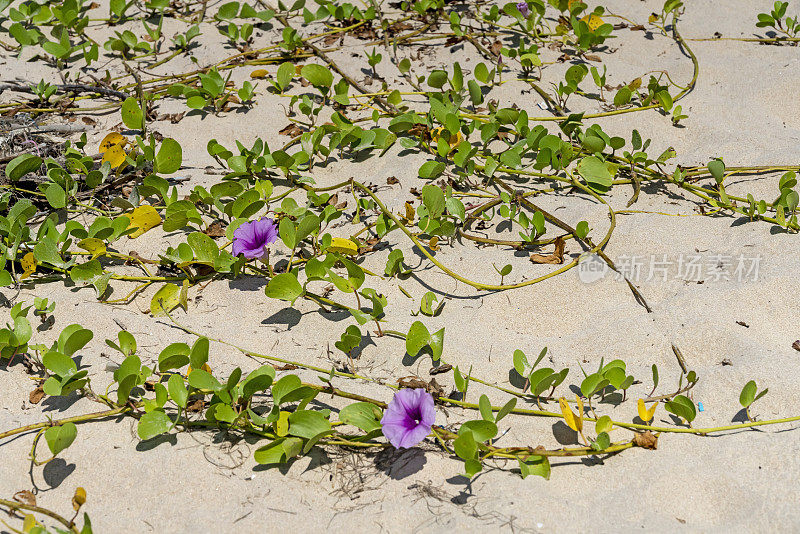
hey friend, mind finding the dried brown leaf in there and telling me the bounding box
[29,386,45,404]
[530,237,565,264]
[633,431,658,449]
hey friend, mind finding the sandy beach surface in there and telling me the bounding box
[1,0,799,532]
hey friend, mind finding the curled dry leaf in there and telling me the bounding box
[29,385,45,404]
[279,123,304,137]
[203,221,226,238]
[13,490,36,507]
[530,237,565,264]
[633,431,658,450]
[793,340,800,352]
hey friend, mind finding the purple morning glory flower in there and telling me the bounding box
[517,1,530,17]
[232,217,278,260]
[380,388,436,449]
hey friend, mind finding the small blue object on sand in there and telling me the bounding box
[698,402,704,412]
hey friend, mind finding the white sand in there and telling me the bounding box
[2,0,800,531]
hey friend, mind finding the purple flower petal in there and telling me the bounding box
[232,217,278,260]
[381,388,435,449]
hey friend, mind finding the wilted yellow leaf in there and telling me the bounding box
[23,514,39,532]
[127,205,162,238]
[250,69,269,79]
[99,132,126,152]
[628,77,642,91]
[428,236,440,251]
[187,363,213,374]
[102,143,127,169]
[637,398,657,422]
[401,201,415,224]
[77,238,107,259]
[72,487,87,511]
[559,397,581,432]
[20,252,36,280]
[431,127,462,153]
[580,13,604,31]
[575,394,584,431]
[328,237,359,256]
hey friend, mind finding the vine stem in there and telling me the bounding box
[0,499,80,534]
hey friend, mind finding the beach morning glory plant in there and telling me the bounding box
[232,217,278,260]
[381,388,436,449]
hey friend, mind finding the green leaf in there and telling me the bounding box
[45,423,77,455]
[155,138,182,174]
[418,161,445,179]
[58,325,93,357]
[276,62,294,91]
[459,420,498,442]
[44,183,66,209]
[664,394,696,423]
[264,272,304,303]
[137,409,172,440]
[339,402,382,432]
[518,455,550,480]
[288,410,331,439]
[427,70,448,89]
[496,398,516,421]
[405,321,430,358]
[595,415,613,434]
[576,156,614,191]
[513,349,528,376]
[613,86,631,107]
[241,365,275,398]
[189,337,209,369]
[739,380,757,408]
[121,97,143,130]
[168,373,188,408]
[478,394,494,422]
[453,430,477,460]
[158,342,190,372]
[43,351,77,377]
[707,159,725,183]
[187,369,221,391]
[300,64,333,91]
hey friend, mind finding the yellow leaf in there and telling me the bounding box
[102,143,127,169]
[127,205,162,238]
[99,132,126,152]
[276,410,290,436]
[250,69,269,79]
[187,363,213,374]
[20,252,36,280]
[648,13,658,23]
[401,201,415,224]
[431,127,462,153]
[637,398,657,422]
[559,397,580,432]
[580,13,604,31]
[77,238,106,259]
[428,236,439,251]
[150,283,180,316]
[575,394,584,432]
[72,487,87,511]
[628,77,642,91]
[23,514,39,533]
[328,237,359,256]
